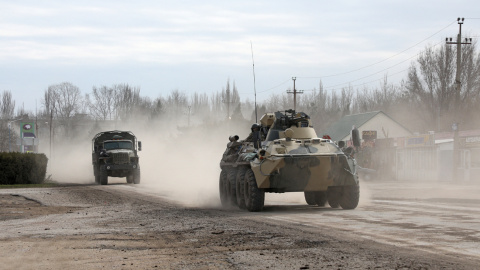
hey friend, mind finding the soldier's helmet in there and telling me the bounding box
[251,123,260,131]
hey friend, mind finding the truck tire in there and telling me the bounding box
[126,173,133,184]
[339,185,360,209]
[304,192,317,205]
[219,169,229,207]
[227,169,238,206]
[133,168,141,184]
[243,168,264,212]
[235,167,247,209]
[99,165,108,185]
[327,186,341,208]
[93,166,100,184]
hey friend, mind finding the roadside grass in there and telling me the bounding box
[0,176,58,189]
[0,182,59,189]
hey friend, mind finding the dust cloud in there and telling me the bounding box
[41,139,93,184]
[136,122,248,208]
[39,116,254,208]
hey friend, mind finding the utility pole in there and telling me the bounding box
[446,17,472,181]
[50,108,53,160]
[286,77,303,111]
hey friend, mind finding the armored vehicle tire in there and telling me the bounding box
[314,191,327,206]
[327,187,341,208]
[235,168,247,209]
[243,168,264,212]
[99,165,108,185]
[304,192,317,205]
[219,170,229,207]
[304,191,327,206]
[133,168,141,184]
[339,185,360,209]
[227,169,238,206]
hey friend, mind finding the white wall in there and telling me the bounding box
[341,113,411,141]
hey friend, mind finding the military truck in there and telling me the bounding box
[92,130,142,185]
[219,109,360,212]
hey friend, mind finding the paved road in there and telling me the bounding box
[263,181,480,260]
[2,179,479,269]
[129,179,480,262]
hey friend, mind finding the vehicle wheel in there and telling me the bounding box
[133,167,141,184]
[99,165,108,185]
[314,191,327,206]
[304,192,317,205]
[126,173,133,184]
[243,168,264,212]
[227,169,238,206]
[327,186,341,208]
[236,167,247,209]
[219,169,229,207]
[339,185,360,209]
[93,166,100,184]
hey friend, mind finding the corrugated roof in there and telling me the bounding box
[322,111,382,141]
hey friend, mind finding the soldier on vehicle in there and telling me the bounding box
[244,123,264,149]
[221,135,241,162]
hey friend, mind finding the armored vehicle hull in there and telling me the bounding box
[219,110,359,212]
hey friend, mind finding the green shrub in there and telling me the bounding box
[0,152,48,185]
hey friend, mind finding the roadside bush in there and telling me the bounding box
[0,152,48,185]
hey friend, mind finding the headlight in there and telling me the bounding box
[106,166,111,170]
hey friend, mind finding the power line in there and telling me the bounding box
[244,19,468,97]
[298,20,457,79]
[301,68,409,93]
[322,41,443,90]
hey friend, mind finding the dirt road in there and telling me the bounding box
[1,180,479,269]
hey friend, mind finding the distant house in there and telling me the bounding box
[322,111,412,142]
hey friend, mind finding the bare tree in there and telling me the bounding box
[459,41,480,128]
[0,90,17,151]
[42,82,82,139]
[406,43,479,131]
[339,86,354,116]
[149,97,165,121]
[1,90,15,120]
[54,82,82,119]
[114,84,141,121]
[89,86,116,120]
[166,89,188,119]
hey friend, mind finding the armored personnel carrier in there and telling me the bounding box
[219,110,360,212]
[92,130,142,185]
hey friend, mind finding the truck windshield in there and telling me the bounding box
[104,141,133,150]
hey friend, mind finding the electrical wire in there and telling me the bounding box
[253,20,459,94]
[298,20,456,79]
[257,79,291,93]
[238,79,291,95]
[322,41,444,90]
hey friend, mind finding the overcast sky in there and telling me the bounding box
[1,0,479,112]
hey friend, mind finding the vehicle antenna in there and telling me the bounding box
[251,41,258,123]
